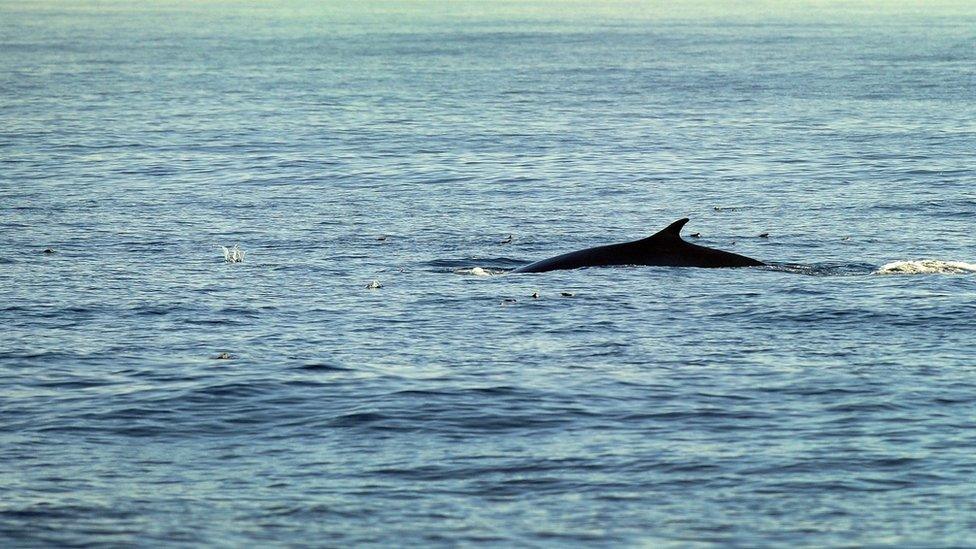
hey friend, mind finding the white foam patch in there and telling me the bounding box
[874,260,976,275]
[454,267,494,277]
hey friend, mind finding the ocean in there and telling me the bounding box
[2,1,975,545]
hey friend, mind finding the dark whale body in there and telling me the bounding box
[512,218,764,273]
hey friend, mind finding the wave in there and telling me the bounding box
[874,260,976,275]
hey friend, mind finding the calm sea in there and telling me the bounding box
[2,1,975,546]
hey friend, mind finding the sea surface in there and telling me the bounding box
[2,1,976,546]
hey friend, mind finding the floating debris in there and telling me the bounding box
[365,280,382,289]
[220,244,245,263]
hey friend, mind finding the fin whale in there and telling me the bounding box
[512,218,764,273]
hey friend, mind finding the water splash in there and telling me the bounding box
[219,244,245,263]
[874,260,976,275]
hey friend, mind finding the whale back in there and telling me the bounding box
[634,217,763,268]
[513,218,764,273]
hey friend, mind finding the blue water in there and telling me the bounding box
[3,1,976,545]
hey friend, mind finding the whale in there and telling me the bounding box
[512,218,764,273]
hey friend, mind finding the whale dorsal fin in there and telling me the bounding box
[642,218,689,242]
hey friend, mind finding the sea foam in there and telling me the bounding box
[454,267,494,277]
[874,260,976,275]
